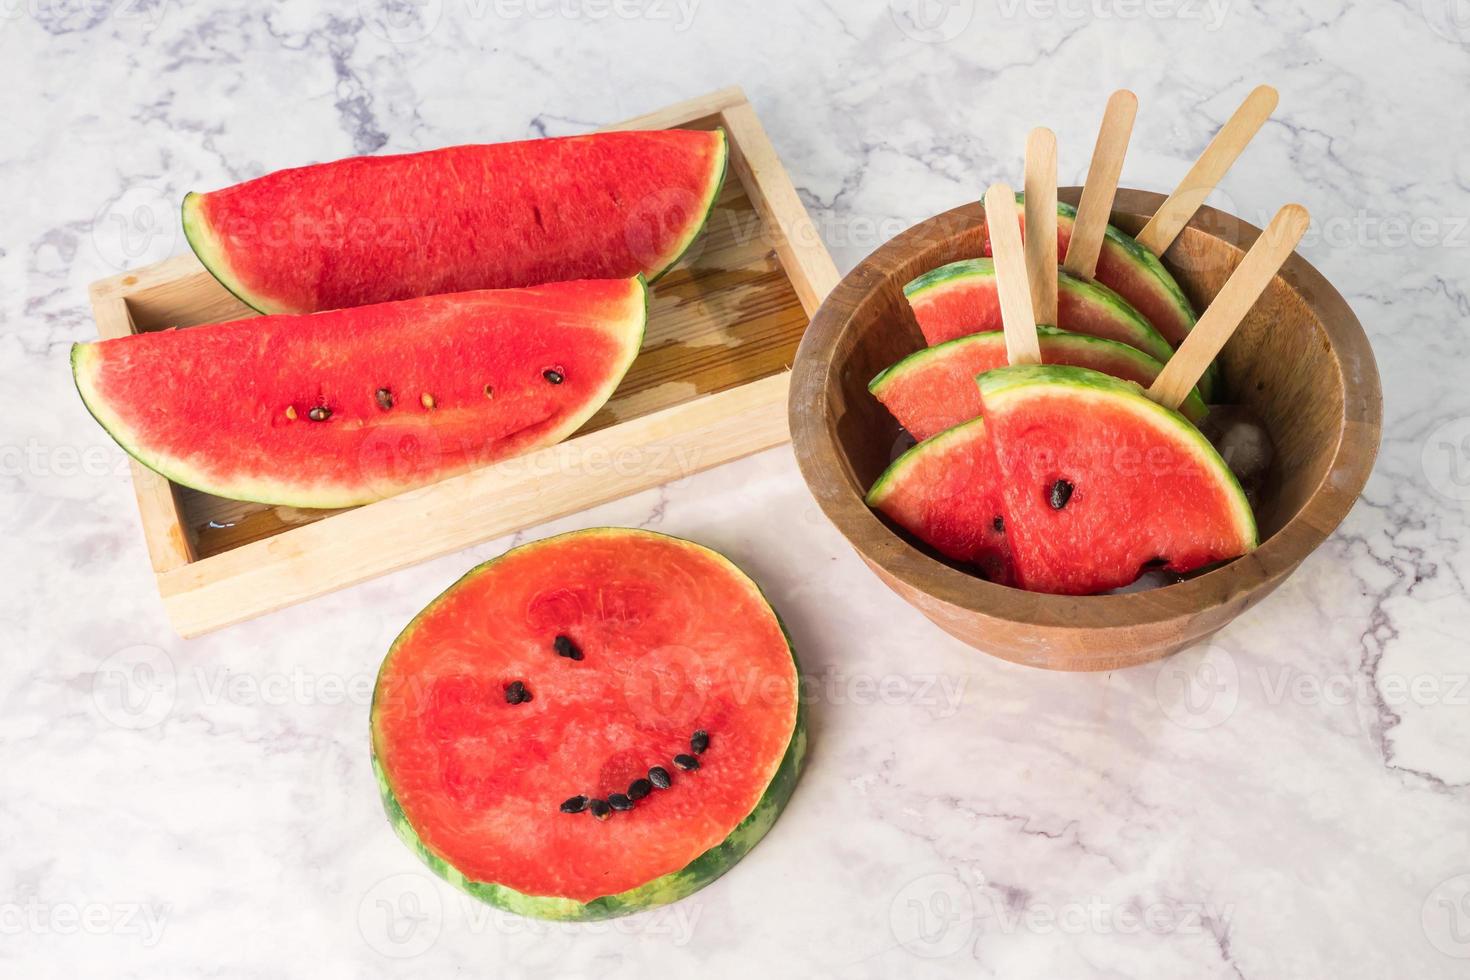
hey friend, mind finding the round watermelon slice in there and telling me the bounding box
[72,277,647,508]
[866,418,1013,585]
[183,129,728,315]
[977,365,1256,595]
[370,528,805,921]
[869,327,1207,442]
[905,258,1176,365]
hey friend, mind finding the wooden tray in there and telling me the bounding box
[89,88,840,637]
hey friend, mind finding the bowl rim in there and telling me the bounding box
[789,187,1384,629]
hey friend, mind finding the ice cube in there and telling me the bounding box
[1106,568,1185,594]
[1202,405,1275,499]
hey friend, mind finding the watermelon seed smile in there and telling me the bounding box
[691,730,709,754]
[674,754,700,772]
[588,799,611,820]
[627,778,653,800]
[608,793,634,812]
[648,766,671,789]
[1049,479,1074,510]
[560,795,588,813]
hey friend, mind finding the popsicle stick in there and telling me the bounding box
[1148,204,1310,410]
[1136,85,1279,256]
[1024,127,1058,326]
[984,183,1041,366]
[1061,90,1137,281]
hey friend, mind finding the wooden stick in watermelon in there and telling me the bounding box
[983,182,1041,366]
[1023,127,1058,327]
[1061,89,1137,281]
[1136,85,1279,256]
[1147,203,1310,410]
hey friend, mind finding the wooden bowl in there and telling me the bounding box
[790,188,1382,671]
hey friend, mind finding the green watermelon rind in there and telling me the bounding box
[181,191,277,314]
[977,364,1257,549]
[903,258,1177,367]
[1043,197,1198,339]
[182,129,728,314]
[369,527,806,922]
[646,128,728,284]
[867,327,1208,425]
[866,414,987,509]
[70,277,650,510]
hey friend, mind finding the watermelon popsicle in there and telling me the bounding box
[972,201,1308,594]
[979,88,1277,402]
[896,96,1212,403]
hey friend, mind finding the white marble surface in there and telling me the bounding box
[4,1,1469,976]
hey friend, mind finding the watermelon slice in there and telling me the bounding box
[866,418,1013,585]
[370,527,805,920]
[982,195,1196,346]
[183,129,728,315]
[72,278,647,508]
[905,258,1175,365]
[979,195,1219,399]
[977,365,1256,595]
[869,327,1207,441]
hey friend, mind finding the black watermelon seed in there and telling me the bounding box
[608,793,634,811]
[542,368,564,385]
[673,754,700,772]
[992,515,1004,533]
[375,388,394,411]
[560,795,588,814]
[627,778,652,800]
[307,406,331,422]
[553,634,584,661]
[504,680,530,704]
[588,799,611,819]
[690,730,709,754]
[648,766,671,789]
[1048,479,1074,510]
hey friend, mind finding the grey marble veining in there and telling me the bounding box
[3,1,1469,976]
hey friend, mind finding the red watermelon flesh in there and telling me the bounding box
[183,129,727,315]
[865,418,1013,585]
[977,365,1256,595]
[370,528,803,919]
[905,258,1175,364]
[72,278,646,509]
[870,328,1207,442]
